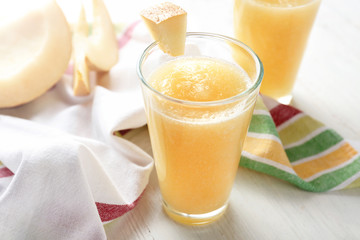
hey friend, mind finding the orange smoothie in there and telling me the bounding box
[146,57,255,224]
[234,0,321,101]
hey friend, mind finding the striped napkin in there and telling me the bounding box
[241,95,360,192]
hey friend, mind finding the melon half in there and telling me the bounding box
[0,0,72,108]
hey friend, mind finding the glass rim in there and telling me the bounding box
[136,32,264,107]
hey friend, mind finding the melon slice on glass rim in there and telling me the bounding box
[140,2,187,57]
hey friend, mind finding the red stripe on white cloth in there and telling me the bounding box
[118,129,131,136]
[270,104,302,127]
[65,63,73,75]
[117,20,140,49]
[95,191,143,222]
[0,167,14,178]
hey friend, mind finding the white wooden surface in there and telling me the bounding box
[97,0,360,239]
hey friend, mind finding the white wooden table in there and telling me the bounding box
[95,0,360,239]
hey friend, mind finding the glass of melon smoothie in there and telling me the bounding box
[137,33,263,225]
[234,0,321,103]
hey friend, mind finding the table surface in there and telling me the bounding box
[65,0,360,239]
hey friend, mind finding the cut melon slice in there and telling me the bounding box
[0,0,72,108]
[72,5,90,96]
[140,2,187,56]
[86,0,118,72]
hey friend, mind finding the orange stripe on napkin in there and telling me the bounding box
[243,136,292,168]
[293,142,358,179]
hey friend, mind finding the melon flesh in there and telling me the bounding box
[0,0,72,108]
[140,2,187,56]
[72,5,91,96]
[86,0,118,72]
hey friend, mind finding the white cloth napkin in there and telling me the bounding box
[0,22,153,239]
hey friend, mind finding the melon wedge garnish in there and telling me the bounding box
[71,0,118,96]
[72,4,90,96]
[140,2,187,56]
[86,0,118,72]
[0,0,72,108]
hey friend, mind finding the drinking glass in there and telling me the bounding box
[137,33,263,225]
[234,0,321,103]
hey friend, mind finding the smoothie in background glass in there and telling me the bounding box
[234,0,321,103]
[138,33,263,225]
